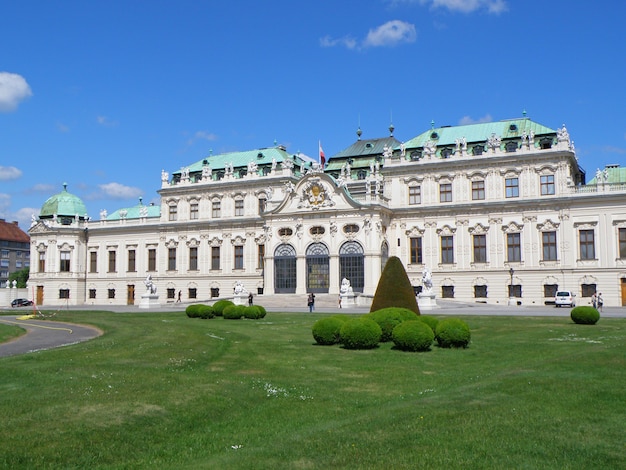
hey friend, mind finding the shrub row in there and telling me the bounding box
[312,310,471,351]
[186,301,267,320]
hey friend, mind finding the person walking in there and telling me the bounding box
[248,292,254,306]
[591,292,597,309]
[307,293,315,312]
[597,293,603,312]
[176,290,182,303]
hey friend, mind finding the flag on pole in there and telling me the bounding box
[319,141,325,166]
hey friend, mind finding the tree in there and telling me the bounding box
[8,267,29,288]
[370,256,420,314]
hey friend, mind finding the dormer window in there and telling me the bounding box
[278,227,293,237]
[343,224,359,234]
[472,145,484,156]
[505,141,518,152]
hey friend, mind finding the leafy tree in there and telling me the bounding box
[370,256,420,314]
[8,267,29,288]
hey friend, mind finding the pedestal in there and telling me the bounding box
[417,292,438,310]
[340,293,356,309]
[139,294,160,309]
[233,294,248,306]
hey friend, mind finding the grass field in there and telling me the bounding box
[0,310,624,469]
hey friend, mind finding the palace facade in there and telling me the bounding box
[28,117,626,307]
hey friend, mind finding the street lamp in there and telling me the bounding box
[508,267,515,306]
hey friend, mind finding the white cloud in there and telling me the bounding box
[320,35,358,50]
[423,0,507,14]
[0,193,10,214]
[29,183,57,193]
[0,166,22,181]
[364,20,417,47]
[14,207,40,228]
[0,72,32,112]
[97,115,118,127]
[187,130,218,146]
[97,182,143,199]
[602,145,626,155]
[459,114,493,125]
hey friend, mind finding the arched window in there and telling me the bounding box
[339,241,364,293]
[381,241,389,272]
[274,244,296,293]
[306,243,329,293]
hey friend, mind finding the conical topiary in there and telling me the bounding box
[370,256,420,314]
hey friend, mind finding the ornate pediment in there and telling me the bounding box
[28,221,53,234]
[537,219,560,232]
[297,178,335,210]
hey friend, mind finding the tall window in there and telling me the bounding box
[108,250,116,273]
[507,233,521,262]
[168,204,178,221]
[235,199,244,216]
[258,244,265,269]
[190,202,199,220]
[258,197,267,214]
[579,229,595,260]
[60,251,70,272]
[148,248,156,271]
[474,285,487,298]
[408,186,421,205]
[234,245,244,269]
[439,183,452,202]
[471,180,485,200]
[505,178,519,198]
[540,175,555,195]
[211,246,220,270]
[542,232,557,261]
[410,237,422,264]
[619,228,626,258]
[89,252,97,273]
[212,200,221,218]
[441,236,454,264]
[473,235,487,263]
[39,252,46,272]
[128,249,136,272]
[168,248,177,271]
[189,247,198,271]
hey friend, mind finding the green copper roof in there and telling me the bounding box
[401,118,557,149]
[330,136,400,160]
[172,146,309,177]
[40,184,88,219]
[106,199,161,221]
[587,165,626,184]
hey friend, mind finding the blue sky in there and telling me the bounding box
[1,0,625,230]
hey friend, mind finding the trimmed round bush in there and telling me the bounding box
[198,304,215,319]
[212,300,235,317]
[339,318,382,350]
[571,306,600,325]
[435,318,471,348]
[244,305,262,319]
[418,315,439,334]
[366,307,419,342]
[256,305,267,319]
[185,304,203,318]
[223,304,245,319]
[392,320,434,352]
[312,317,345,345]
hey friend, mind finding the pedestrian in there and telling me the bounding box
[307,293,315,312]
[176,290,181,303]
[248,292,253,306]
[597,293,603,312]
[311,293,315,311]
[591,292,597,309]
[338,294,342,309]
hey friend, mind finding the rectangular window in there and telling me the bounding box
[168,204,178,221]
[108,250,116,273]
[410,237,422,264]
[190,202,199,220]
[581,284,596,297]
[60,251,70,272]
[258,198,266,214]
[189,247,198,271]
[59,289,70,299]
[39,252,46,272]
[619,228,626,258]
[505,177,519,198]
[212,201,221,218]
[234,245,244,270]
[108,289,115,299]
[408,186,421,205]
[148,248,156,271]
[211,287,220,298]
[508,285,522,298]
[128,249,136,272]
[471,180,485,200]
[579,229,595,260]
[168,247,177,271]
[439,183,452,203]
[442,285,455,298]
[235,199,244,217]
[258,244,265,269]
[0,250,8,258]
[441,236,454,264]
[540,175,555,195]
[89,252,97,273]
[542,231,557,261]
[507,233,521,262]
[167,288,175,299]
[211,246,220,270]
[544,284,558,298]
[0,259,9,268]
[474,285,488,298]
[473,234,487,263]
[188,288,197,299]
[15,261,22,268]
[89,289,96,299]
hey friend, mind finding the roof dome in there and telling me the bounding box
[40,183,88,220]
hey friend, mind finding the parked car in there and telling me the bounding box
[554,291,576,307]
[11,298,34,308]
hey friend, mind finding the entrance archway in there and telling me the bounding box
[339,241,364,293]
[306,243,329,293]
[274,244,297,293]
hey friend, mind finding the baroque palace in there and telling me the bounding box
[28,116,626,307]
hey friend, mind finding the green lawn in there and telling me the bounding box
[0,323,25,344]
[0,311,624,469]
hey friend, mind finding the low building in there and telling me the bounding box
[28,117,626,307]
[0,219,30,289]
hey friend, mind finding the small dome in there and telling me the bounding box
[40,183,88,220]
